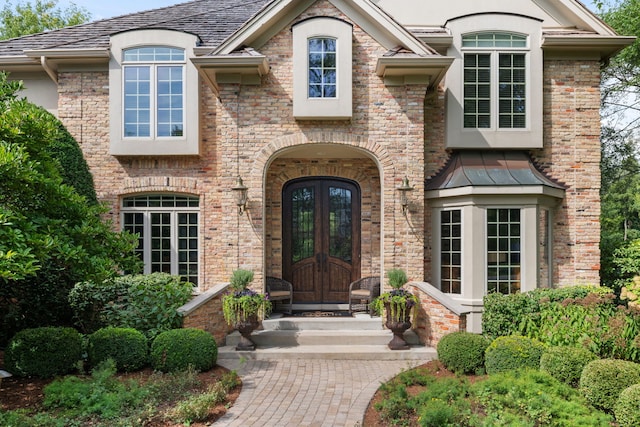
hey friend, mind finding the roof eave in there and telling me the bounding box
[376,56,454,89]
[542,35,636,60]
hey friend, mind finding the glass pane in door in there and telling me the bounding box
[291,187,315,263]
[329,186,352,263]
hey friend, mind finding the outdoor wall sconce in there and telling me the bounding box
[396,176,414,215]
[232,176,248,215]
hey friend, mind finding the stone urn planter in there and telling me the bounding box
[373,268,418,350]
[234,314,261,351]
[222,269,272,351]
[383,302,412,350]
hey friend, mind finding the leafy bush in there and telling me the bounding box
[483,286,640,363]
[43,359,150,420]
[437,331,489,374]
[484,335,546,374]
[0,76,141,345]
[168,371,239,424]
[614,383,640,427]
[4,327,82,378]
[150,328,218,373]
[470,369,614,426]
[87,327,148,372]
[539,346,597,387]
[579,359,640,412]
[482,292,541,339]
[70,273,193,338]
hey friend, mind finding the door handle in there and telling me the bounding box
[316,253,322,272]
[323,253,328,272]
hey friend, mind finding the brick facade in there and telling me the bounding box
[51,1,604,340]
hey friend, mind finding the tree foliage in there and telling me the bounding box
[0,0,91,40]
[598,1,640,288]
[0,72,141,345]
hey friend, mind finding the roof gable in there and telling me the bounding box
[212,0,436,56]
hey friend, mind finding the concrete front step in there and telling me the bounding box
[220,314,433,360]
[262,315,384,331]
[217,344,437,361]
[225,329,422,347]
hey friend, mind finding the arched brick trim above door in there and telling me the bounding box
[252,131,394,180]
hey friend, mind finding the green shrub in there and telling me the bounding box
[470,368,614,426]
[70,273,193,338]
[579,359,640,412]
[87,327,148,372]
[4,327,82,378]
[614,383,640,427]
[43,359,149,420]
[437,331,489,374]
[168,372,239,424]
[485,335,546,374]
[150,328,217,373]
[482,292,541,339]
[482,286,610,340]
[539,346,597,387]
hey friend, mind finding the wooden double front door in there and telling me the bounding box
[283,178,361,304]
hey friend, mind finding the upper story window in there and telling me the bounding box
[292,17,352,120]
[462,32,527,130]
[308,38,337,98]
[109,30,200,156]
[445,15,542,149]
[123,46,185,139]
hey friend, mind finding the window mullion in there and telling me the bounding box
[143,211,152,274]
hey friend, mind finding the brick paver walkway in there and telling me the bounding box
[215,359,418,426]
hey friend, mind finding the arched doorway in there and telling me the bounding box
[282,177,361,304]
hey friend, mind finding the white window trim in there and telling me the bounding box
[110,30,200,155]
[445,15,543,149]
[292,17,352,119]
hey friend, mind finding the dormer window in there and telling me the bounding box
[123,46,185,138]
[109,30,200,156]
[445,15,543,149]
[292,17,352,120]
[462,33,527,130]
[308,38,337,98]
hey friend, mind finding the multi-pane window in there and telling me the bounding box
[123,46,185,138]
[308,38,337,98]
[462,32,527,129]
[487,208,521,294]
[440,210,462,294]
[122,195,199,286]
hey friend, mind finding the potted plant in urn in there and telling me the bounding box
[373,268,418,350]
[222,269,272,351]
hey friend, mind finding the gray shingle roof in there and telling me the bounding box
[0,0,272,56]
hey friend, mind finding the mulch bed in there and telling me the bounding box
[0,350,240,426]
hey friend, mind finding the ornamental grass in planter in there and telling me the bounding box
[372,268,419,350]
[222,269,271,351]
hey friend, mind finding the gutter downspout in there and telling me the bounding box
[40,56,58,84]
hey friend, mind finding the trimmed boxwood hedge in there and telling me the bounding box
[485,335,546,374]
[579,359,640,412]
[87,327,148,372]
[614,384,640,427]
[150,328,217,373]
[437,331,490,374]
[4,327,82,378]
[539,345,597,387]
